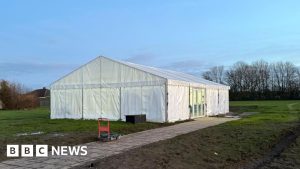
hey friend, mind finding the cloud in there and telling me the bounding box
[125,53,158,65]
[161,59,215,76]
[0,62,75,76]
[0,62,77,89]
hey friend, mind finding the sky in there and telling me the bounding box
[1,0,300,89]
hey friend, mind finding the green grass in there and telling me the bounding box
[86,100,300,169]
[221,101,300,164]
[1,100,300,167]
[0,108,175,137]
[0,108,177,161]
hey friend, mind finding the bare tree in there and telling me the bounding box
[297,68,300,89]
[252,60,270,93]
[202,66,225,84]
[207,60,300,100]
[271,62,298,93]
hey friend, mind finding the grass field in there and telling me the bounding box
[1,101,300,168]
[0,108,177,162]
[0,108,177,137]
[81,100,300,169]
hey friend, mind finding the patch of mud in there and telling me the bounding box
[261,137,300,169]
[75,123,300,169]
[239,112,259,117]
[244,124,300,169]
[288,103,299,114]
[214,112,238,118]
[230,106,258,114]
[0,132,96,162]
[48,133,65,137]
[220,112,258,118]
[16,131,44,136]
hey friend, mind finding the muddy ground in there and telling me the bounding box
[74,118,300,169]
[260,129,300,169]
[74,124,299,169]
[0,131,97,162]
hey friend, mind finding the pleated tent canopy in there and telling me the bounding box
[50,56,230,122]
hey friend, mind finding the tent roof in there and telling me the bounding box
[105,57,229,89]
[50,56,230,89]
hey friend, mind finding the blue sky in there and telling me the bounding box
[1,0,300,89]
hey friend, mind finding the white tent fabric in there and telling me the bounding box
[167,85,189,122]
[119,60,229,90]
[50,56,230,122]
[83,88,101,119]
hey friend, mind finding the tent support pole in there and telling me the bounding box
[165,81,168,122]
[81,87,84,119]
[188,84,191,119]
[81,67,84,120]
[119,87,122,120]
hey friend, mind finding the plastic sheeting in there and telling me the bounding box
[142,86,165,122]
[167,85,189,122]
[82,88,120,120]
[51,57,166,90]
[206,89,219,116]
[217,89,229,114]
[206,88,229,116]
[65,89,82,119]
[121,87,142,117]
[120,60,229,90]
[51,57,167,122]
[121,86,165,122]
[82,88,101,119]
[51,89,82,119]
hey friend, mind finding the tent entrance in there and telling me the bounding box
[189,88,206,118]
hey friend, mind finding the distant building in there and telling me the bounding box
[29,87,50,107]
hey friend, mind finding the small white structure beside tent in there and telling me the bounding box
[50,56,230,122]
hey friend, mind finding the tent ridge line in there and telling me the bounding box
[50,56,101,88]
[101,56,168,81]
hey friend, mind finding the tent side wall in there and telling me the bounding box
[206,88,229,116]
[121,85,166,122]
[50,57,167,122]
[167,83,190,122]
[50,66,83,119]
[218,89,229,114]
[166,80,230,121]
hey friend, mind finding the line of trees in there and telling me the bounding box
[0,80,38,109]
[202,60,300,100]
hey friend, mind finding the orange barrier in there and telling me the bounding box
[98,118,110,139]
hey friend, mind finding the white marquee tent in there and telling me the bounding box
[50,56,230,122]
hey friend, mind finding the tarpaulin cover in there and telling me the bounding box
[167,85,189,122]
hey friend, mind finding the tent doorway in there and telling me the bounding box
[189,88,206,118]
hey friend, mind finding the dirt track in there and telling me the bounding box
[247,124,300,169]
[261,136,300,169]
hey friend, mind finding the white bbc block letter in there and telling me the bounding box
[21,145,33,157]
[7,145,19,157]
[36,145,48,157]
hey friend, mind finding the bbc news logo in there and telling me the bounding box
[7,145,87,157]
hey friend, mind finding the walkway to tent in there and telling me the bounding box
[0,117,239,169]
